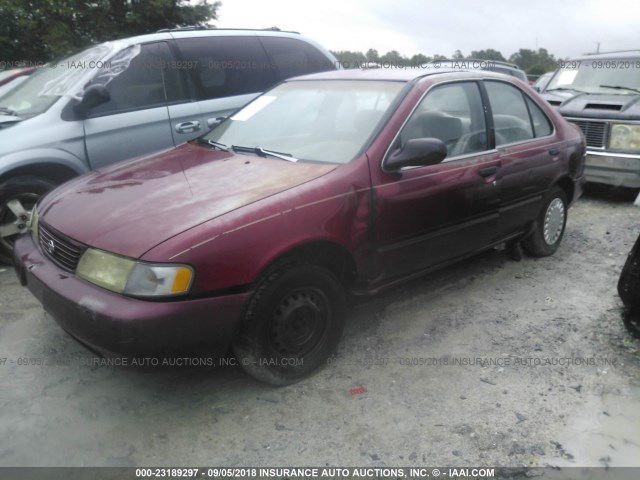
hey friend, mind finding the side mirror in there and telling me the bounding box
[385,138,447,171]
[74,84,110,117]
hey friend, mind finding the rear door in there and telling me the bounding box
[482,80,557,238]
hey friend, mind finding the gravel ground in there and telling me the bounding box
[0,186,639,470]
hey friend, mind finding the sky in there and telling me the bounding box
[215,0,640,60]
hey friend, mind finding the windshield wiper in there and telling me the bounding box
[599,84,640,94]
[199,138,229,151]
[231,145,298,162]
[0,107,19,117]
[545,87,586,94]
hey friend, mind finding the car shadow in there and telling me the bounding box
[582,183,640,203]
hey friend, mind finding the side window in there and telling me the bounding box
[485,81,534,146]
[398,81,488,158]
[525,97,553,137]
[88,43,174,117]
[260,37,335,80]
[175,37,274,100]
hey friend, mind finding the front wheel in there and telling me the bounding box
[232,262,346,386]
[523,186,567,257]
[0,176,56,265]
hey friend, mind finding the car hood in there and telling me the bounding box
[542,90,640,120]
[0,115,22,127]
[40,143,336,258]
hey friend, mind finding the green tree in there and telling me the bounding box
[365,48,380,62]
[529,48,557,73]
[470,49,506,61]
[410,53,430,65]
[509,49,537,70]
[509,48,556,73]
[332,50,366,68]
[452,49,465,59]
[380,50,409,66]
[0,0,220,63]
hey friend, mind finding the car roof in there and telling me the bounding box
[572,50,640,60]
[431,58,522,69]
[285,67,522,83]
[99,28,322,49]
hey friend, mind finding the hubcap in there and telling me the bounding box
[270,288,329,357]
[0,195,37,252]
[543,197,565,246]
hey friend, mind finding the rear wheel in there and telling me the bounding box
[233,262,346,386]
[523,186,567,257]
[0,176,56,265]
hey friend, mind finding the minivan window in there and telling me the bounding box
[260,37,336,80]
[0,44,112,118]
[175,37,274,100]
[88,43,183,116]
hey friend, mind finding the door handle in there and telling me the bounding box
[175,121,201,134]
[207,117,227,128]
[549,148,561,156]
[478,166,498,178]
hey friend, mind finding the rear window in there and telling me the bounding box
[259,37,336,81]
[175,37,274,100]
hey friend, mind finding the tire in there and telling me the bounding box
[618,234,640,338]
[232,262,346,386]
[622,309,640,339]
[618,234,640,309]
[0,176,56,265]
[523,186,567,257]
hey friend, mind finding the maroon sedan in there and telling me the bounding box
[14,68,585,385]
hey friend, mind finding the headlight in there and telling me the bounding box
[76,248,193,297]
[609,123,640,152]
[30,206,39,244]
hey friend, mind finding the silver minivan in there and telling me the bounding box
[0,28,338,263]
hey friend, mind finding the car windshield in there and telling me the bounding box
[0,44,113,118]
[546,59,640,95]
[204,80,405,164]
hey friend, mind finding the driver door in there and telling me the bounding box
[83,42,177,170]
[370,80,502,282]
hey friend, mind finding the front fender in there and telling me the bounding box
[0,148,88,182]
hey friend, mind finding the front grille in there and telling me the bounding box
[568,119,607,148]
[39,224,85,272]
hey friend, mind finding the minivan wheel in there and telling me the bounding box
[0,176,55,265]
[232,262,346,386]
[523,186,567,257]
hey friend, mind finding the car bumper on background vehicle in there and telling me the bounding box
[584,151,640,188]
[13,235,250,358]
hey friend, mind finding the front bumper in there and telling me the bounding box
[584,150,640,188]
[14,235,251,357]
